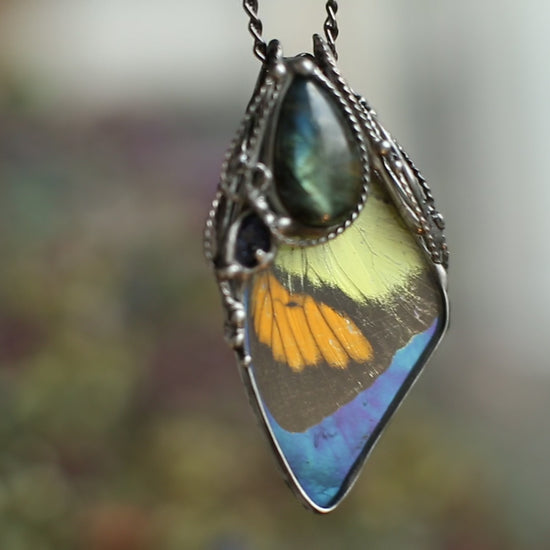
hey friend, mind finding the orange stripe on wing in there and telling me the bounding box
[251,271,373,372]
[305,297,349,369]
[320,302,374,364]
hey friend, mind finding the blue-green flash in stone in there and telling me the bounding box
[273,76,363,228]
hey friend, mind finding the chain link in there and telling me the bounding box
[242,0,267,62]
[242,0,339,62]
[324,1,339,59]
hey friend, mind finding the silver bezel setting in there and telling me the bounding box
[204,35,450,513]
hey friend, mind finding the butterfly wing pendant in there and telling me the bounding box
[204,36,449,513]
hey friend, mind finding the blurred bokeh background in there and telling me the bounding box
[1,1,549,548]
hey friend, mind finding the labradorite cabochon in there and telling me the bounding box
[273,76,363,228]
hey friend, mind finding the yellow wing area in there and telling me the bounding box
[252,270,373,372]
[275,180,427,303]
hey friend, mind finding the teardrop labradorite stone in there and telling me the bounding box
[273,76,363,228]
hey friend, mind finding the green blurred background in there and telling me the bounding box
[1,1,549,548]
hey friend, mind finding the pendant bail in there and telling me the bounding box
[242,0,340,62]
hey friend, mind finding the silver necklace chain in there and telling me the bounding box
[242,0,339,62]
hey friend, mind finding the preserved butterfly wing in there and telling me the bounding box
[205,35,449,512]
[243,173,446,509]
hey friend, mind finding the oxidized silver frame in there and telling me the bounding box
[204,34,450,513]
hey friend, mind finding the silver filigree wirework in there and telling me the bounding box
[243,0,340,62]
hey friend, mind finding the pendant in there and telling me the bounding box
[204,36,449,513]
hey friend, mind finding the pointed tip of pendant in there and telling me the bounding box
[287,476,344,514]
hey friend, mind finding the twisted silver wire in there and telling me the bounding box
[242,0,339,62]
[324,1,339,59]
[242,0,267,62]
